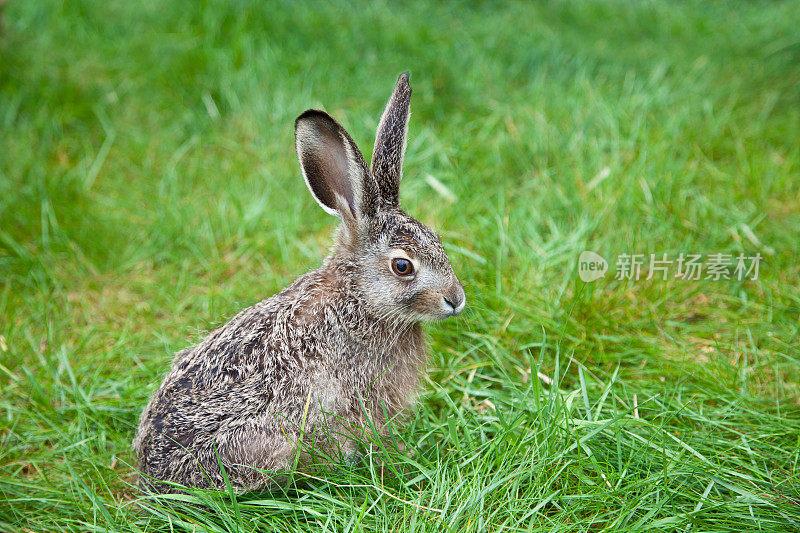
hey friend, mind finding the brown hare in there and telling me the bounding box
[133,73,465,493]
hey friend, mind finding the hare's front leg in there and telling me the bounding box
[212,421,299,490]
[213,415,353,489]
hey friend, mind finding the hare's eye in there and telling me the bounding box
[391,258,414,277]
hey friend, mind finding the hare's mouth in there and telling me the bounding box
[443,295,466,317]
[421,294,466,321]
[404,285,465,321]
[441,283,466,318]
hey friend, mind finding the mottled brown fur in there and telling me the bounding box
[133,73,465,493]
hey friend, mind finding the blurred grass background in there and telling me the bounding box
[1,1,799,531]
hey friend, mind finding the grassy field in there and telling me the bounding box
[2,0,800,531]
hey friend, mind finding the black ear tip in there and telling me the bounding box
[397,71,411,91]
[295,109,342,137]
[295,109,327,126]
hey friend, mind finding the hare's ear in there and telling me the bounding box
[295,110,378,222]
[371,72,411,208]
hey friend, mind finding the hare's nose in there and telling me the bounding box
[443,284,466,316]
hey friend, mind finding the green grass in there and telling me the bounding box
[2,0,800,531]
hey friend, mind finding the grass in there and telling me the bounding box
[1,0,799,531]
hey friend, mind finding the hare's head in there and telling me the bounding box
[295,73,465,323]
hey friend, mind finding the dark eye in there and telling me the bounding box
[391,258,414,277]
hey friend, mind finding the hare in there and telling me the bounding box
[133,73,465,493]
